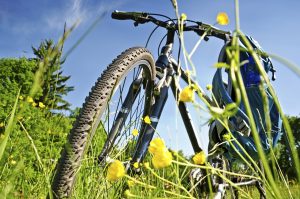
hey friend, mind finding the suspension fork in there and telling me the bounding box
[131,85,169,162]
[131,29,176,162]
[131,70,203,162]
[98,73,143,163]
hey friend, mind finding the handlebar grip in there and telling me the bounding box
[111,10,144,20]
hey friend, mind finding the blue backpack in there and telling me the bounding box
[210,36,281,160]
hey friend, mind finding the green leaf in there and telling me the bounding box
[214,62,230,69]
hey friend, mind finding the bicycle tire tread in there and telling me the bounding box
[52,47,155,198]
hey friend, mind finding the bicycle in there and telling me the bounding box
[51,10,267,198]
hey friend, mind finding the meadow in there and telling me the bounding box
[1,0,300,198]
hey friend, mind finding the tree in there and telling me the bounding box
[0,37,74,112]
[0,58,38,93]
[277,115,300,180]
[32,39,74,110]
[0,58,38,121]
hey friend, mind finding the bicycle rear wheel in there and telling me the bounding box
[51,47,155,198]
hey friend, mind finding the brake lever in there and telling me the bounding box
[133,15,151,27]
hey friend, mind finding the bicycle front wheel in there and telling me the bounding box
[52,47,155,198]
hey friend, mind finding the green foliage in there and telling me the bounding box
[0,100,74,198]
[0,58,38,94]
[0,40,74,113]
[277,115,300,180]
[0,29,75,197]
[0,58,38,121]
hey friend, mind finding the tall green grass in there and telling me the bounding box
[0,0,299,198]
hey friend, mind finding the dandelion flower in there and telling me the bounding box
[148,138,166,155]
[179,86,194,102]
[132,129,138,137]
[19,96,24,100]
[39,102,46,108]
[143,116,151,124]
[133,162,139,169]
[193,151,206,165]
[27,96,34,103]
[152,150,173,169]
[216,12,229,25]
[106,160,125,181]
[0,122,4,128]
[32,102,37,107]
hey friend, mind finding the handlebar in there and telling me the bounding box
[111,10,231,41]
[112,11,148,21]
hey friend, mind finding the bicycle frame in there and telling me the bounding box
[98,11,267,198]
[126,27,266,198]
[130,28,204,163]
[127,27,227,196]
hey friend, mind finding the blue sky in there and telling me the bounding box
[1,0,300,155]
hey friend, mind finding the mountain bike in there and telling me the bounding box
[51,11,267,198]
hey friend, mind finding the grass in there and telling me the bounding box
[1,0,300,198]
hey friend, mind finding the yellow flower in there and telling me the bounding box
[127,180,135,187]
[0,122,4,128]
[179,86,195,102]
[19,96,24,100]
[32,102,37,107]
[148,137,166,155]
[143,162,150,169]
[133,162,139,169]
[216,12,229,25]
[143,116,151,124]
[222,133,231,141]
[106,160,125,181]
[10,160,17,165]
[39,102,45,108]
[27,96,34,103]
[193,151,206,165]
[152,150,173,169]
[206,84,213,91]
[132,129,138,137]
[181,13,187,21]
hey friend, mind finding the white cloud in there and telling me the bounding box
[45,0,87,31]
[1,0,127,36]
[44,0,126,31]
